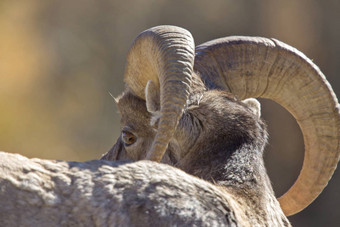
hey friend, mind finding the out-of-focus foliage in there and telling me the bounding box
[0,0,339,226]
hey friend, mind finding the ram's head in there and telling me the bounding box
[101,25,340,216]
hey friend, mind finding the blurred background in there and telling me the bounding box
[0,0,339,225]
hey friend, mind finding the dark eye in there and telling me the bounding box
[121,131,137,146]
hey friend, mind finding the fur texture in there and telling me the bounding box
[102,73,290,225]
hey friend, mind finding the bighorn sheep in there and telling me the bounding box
[0,25,339,226]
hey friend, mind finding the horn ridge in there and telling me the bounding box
[194,36,340,216]
[124,25,195,162]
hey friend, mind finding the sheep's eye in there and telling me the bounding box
[121,131,136,146]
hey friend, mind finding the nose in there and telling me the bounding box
[101,137,123,161]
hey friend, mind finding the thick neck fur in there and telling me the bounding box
[174,90,267,180]
[172,90,289,225]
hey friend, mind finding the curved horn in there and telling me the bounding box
[194,37,340,216]
[124,25,195,162]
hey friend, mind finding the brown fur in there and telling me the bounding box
[101,75,290,225]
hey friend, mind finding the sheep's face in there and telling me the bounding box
[104,90,183,164]
[104,91,156,161]
[102,87,267,174]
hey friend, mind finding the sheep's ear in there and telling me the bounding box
[242,98,261,119]
[145,80,160,113]
[109,92,119,105]
[145,80,161,128]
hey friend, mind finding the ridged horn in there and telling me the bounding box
[124,25,195,162]
[194,36,340,216]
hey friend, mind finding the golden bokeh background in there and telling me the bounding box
[0,0,339,225]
